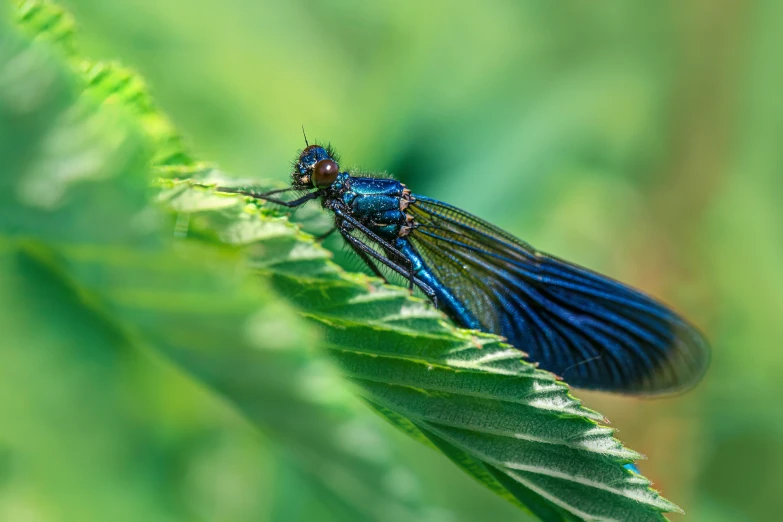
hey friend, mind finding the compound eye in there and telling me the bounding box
[313,159,339,187]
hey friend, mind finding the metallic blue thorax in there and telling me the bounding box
[335,175,409,240]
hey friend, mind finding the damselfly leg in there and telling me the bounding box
[217,186,320,208]
[338,225,438,307]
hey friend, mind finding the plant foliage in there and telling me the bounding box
[1,2,682,520]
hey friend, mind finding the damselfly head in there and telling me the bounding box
[293,144,340,189]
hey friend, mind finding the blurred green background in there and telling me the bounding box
[4,1,783,521]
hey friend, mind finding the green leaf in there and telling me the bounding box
[5,1,684,520]
[2,5,446,521]
[15,0,193,166]
[14,0,78,57]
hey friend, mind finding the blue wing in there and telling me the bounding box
[408,196,710,394]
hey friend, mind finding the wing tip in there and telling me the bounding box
[625,321,712,397]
